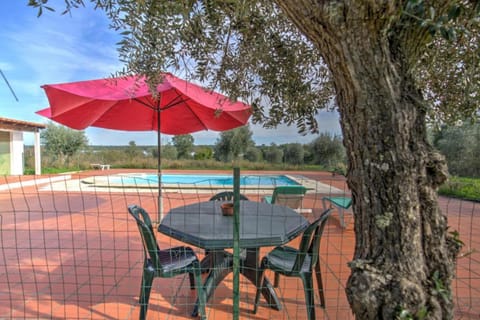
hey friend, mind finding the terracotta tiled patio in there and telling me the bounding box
[0,170,478,319]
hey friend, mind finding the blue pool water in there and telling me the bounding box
[106,174,299,186]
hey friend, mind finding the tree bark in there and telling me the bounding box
[276,1,461,319]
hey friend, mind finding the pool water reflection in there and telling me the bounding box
[83,173,301,188]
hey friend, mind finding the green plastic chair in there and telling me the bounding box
[253,209,332,319]
[263,185,308,210]
[322,196,352,228]
[128,205,207,320]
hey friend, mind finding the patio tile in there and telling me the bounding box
[1,170,479,319]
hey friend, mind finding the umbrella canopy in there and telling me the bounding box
[36,73,251,133]
[36,73,252,220]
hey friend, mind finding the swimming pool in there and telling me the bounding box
[83,173,301,188]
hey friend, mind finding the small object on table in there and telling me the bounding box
[221,202,234,216]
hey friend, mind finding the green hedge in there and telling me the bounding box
[26,158,328,173]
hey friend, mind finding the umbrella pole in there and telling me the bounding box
[232,167,240,320]
[157,109,163,223]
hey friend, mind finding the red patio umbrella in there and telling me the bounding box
[36,73,252,220]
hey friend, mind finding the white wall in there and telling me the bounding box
[10,131,24,175]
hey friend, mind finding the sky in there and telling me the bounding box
[0,1,341,146]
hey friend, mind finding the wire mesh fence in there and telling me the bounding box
[0,170,478,319]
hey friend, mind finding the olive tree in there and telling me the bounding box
[159,144,178,160]
[310,133,346,168]
[433,123,480,177]
[125,140,140,160]
[172,134,194,159]
[263,144,284,164]
[41,122,88,166]
[30,1,479,318]
[283,143,304,165]
[244,146,262,162]
[214,126,254,162]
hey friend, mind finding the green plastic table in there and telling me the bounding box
[158,200,309,316]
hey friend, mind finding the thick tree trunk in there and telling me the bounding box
[276,1,461,319]
[338,53,456,319]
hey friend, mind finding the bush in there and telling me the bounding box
[331,163,347,176]
[432,123,480,178]
[244,147,262,162]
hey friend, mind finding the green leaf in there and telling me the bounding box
[448,5,462,21]
[446,28,456,41]
[440,27,457,41]
[440,27,449,40]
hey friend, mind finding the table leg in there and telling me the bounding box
[193,247,282,316]
[240,248,282,311]
[200,250,213,273]
[192,250,233,317]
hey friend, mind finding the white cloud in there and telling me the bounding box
[0,2,121,124]
[5,10,120,84]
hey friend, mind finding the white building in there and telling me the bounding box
[0,117,45,175]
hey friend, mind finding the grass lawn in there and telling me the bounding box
[438,176,480,202]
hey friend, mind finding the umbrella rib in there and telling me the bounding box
[167,88,209,131]
[133,97,157,110]
[133,94,187,111]
[161,93,189,111]
[162,98,188,110]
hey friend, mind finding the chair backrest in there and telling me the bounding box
[292,209,332,272]
[272,186,307,209]
[128,205,162,269]
[209,191,249,201]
